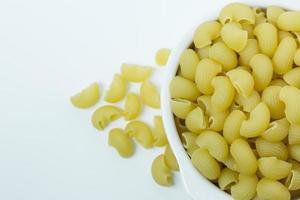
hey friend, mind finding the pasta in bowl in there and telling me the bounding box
[161,1,300,200]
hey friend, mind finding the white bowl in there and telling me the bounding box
[161,0,300,199]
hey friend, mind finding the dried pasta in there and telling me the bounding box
[140,81,160,109]
[193,21,222,48]
[257,178,290,200]
[124,93,142,121]
[219,3,255,24]
[121,64,152,82]
[185,107,207,134]
[153,116,168,147]
[180,49,200,81]
[221,22,248,52]
[125,121,153,149]
[71,82,100,108]
[105,74,127,103]
[226,68,254,97]
[170,76,200,101]
[258,157,292,180]
[231,174,258,200]
[91,105,123,130]
[171,98,196,119]
[155,48,171,66]
[279,86,300,124]
[108,128,134,158]
[262,85,285,119]
[164,145,179,171]
[151,155,173,186]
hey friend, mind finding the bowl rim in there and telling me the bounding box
[160,0,300,199]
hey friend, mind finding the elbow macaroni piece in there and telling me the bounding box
[171,98,196,119]
[272,37,297,75]
[289,145,300,162]
[121,64,152,82]
[108,128,134,158]
[277,11,300,32]
[257,178,290,200]
[105,74,127,103]
[294,49,300,66]
[181,132,198,156]
[195,130,228,161]
[249,54,273,91]
[218,168,238,191]
[289,124,300,145]
[258,157,292,180]
[230,139,257,175]
[279,86,300,124]
[231,174,258,200]
[221,23,248,52]
[255,137,288,160]
[262,86,285,119]
[193,21,222,48]
[219,3,255,24]
[286,170,300,191]
[240,102,270,138]
[191,148,221,180]
[125,121,153,149]
[238,39,259,67]
[209,42,237,71]
[226,68,254,97]
[283,67,300,89]
[185,107,207,134]
[70,82,100,109]
[179,49,200,81]
[140,81,160,109]
[262,118,290,142]
[170,76,200,101]
[153,116,168,147]
[91,105,123,130]
[235,90,261,112]
[155,48,171,66]
[164,145,179,171]
[266,6,285,24]
[124,93,142,121]
[223,110,247,144]
[151,155,173,186]
[195,58,222,95]
[253,22,278,57]
[211,76,235,112]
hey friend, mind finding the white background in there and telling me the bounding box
[0,0,233,200]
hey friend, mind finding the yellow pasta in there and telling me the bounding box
[283,67,300,89]
[222,155,238,172]
[238,39,259,67]
[121,64,152,82]
[179,49,199,81]
[249,54,273,91]
[255,137,288,160]
[257,178,290,200]
[289,145,300,162]
[258,157,292,180]
[140,81,160,109]
[195,58,222,95]
[218,168,238,190]
[272,37,297,75]
[105,74,126,103]
[262,85,285,119]
[279,86,300,124]
[266,6,285,24]
[223,110,247,144]
[221,22,248,52]
[155,48,171,66]
[277,11,300,32]
[124,93,141,121]
[164,145,179,171]
[197,95,212,114]
[235,90,260,112]
[196,46,210,59]
[151,155,173,186]
[185,107,207,134]
[171,98,196,119]
[91,105,123,130]
[286,170,300,190]
[226,68,254,97]
[211,76,235,112]
[209,41,237,71]
[191,148,221,180]
[270,79,288,87]
[181,132,198,156]
[262,118,290,142]
[289,124,300,145]
[125,121,153,149]
[196,130,228,161]
[231,174,258,200]
[294,49,300,66]
[253,22,278,57]
[70,82,100,109]
[153,116,168,147]
[219,3,255,24]
[253,7,267,26]
[193,21,222,48]
[170,76,200,101]
[230,139,257,175]
[108,128,134,158]
[240,102,270,138]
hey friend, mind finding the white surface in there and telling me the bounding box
[0,0,206,200]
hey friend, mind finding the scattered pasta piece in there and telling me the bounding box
[164,145,179,171]
[91,105,123,130]
[121,64,152,82]
[70,82,100,109]
[155,48,171,66]
[125,121,153,149]
[104,74,127,103]
[124,93,142,121]
[140,81,160,109]
[151,155,173,187]
[153,116,168,147]
[108,128,134,158]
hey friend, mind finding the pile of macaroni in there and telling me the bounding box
[171,3,300,200]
